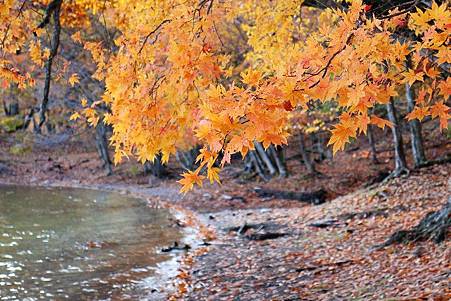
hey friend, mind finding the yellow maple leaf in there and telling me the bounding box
[428,2,449,22]
[240,69,263,87]
[71,31,82,44]
[207,167,220,184]
[69,112,81,121]
[69,73,79,87]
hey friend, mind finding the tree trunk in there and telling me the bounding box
[176,146,200,170]
[313,132,332,162]
[95,122,113,175]
[254,142,277,176]
[269,145,288,177]
[406,83,426,168]
[144,154,166,178]
[248,151,270,181]
[367,125,379,164]
[37,0,62,131]
[299,134,316,173]
[386,98,408,175]
[3,101,19,116]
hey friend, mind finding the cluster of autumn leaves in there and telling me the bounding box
[0,0,449,192]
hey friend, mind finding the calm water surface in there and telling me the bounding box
[0,185,181,300]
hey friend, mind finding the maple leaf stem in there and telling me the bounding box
[138,19,171,54]
[309,34,353,89]
[376,0,419,20]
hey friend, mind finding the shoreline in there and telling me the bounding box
[1,161,449,299]
[0,179,208,300]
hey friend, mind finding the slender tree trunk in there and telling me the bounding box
[95,122,113,175]
[176,146,200,170]
[37,0,63,131]
[144,154,166,178]
[386,98,408,175]
[254,142,277,176]
[406,83,426,167]
[3,101,19,116]
[243,155,254,173]
[314,132,332,161]
[22,107,34,130]
[269,145,288,177]
[299,134,316,173]
[367,125,379,164]
[249,150,271,181]
[244,143,288,180]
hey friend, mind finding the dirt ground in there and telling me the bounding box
[0,127,450,300]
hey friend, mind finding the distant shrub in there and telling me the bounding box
[0,116,23,133]
[128,165,141,177]
[9,144,31,156]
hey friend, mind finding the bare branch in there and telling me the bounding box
[138,19,171,54]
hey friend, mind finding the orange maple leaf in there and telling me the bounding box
[403,69,424,86]
[429,101,450,131]
[370,116,393,129]
[328,122,357,155]
[178,170,205,193]
[241,69,263,87]
[406,106,430,122]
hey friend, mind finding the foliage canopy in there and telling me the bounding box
[0,0,449,192]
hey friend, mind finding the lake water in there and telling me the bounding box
[0,185,182,300]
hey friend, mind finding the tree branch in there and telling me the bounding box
[138,19,171,54]
[37,0,63,130]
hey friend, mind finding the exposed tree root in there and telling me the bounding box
[254,188,327,205]
[417,156,451,169]
[295,260,354,273]
[246,232,287,241]
[382,167,410,183]
[376,198,450,248]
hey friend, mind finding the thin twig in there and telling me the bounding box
[138,19,171,54]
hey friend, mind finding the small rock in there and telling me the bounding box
[0,163,9,174]
[203,193,212,200]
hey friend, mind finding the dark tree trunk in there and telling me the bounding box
[269,145,288,177]
[176,146,200,170]
[313,132,332,162]
[95,122,113,175]
[249,150,271,181]
[144,154,166,178]
[367,125,379,164]
[3,101,19,116]
[244,143,288,181]
[386,98,408,175]
[254,142,277,176]
[299,134,316,173]
[37,0,62,132]
[406,83,426,168]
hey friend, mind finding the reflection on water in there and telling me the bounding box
[0,185,181,300]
